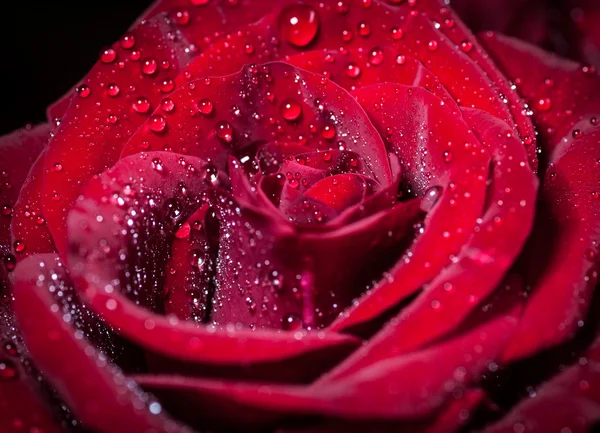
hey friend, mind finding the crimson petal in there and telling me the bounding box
[12,253,193,433]
[132,308,516,430]
[330,84,491,332]
[121,62,392,187]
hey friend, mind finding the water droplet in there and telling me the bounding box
[460,40,473,52]
[141,58,158,75]
[189,249,206,268]
[282,312,303,331]
[3,254,16,271]
[572,129,583,139]
[321,124,336,140]
[3,342,17,357]
[2,205,11,216]
[76,84,91,98]
[215,121,233,143]
[120,34,136,49]
[428,40,439,51]
[535,97,552,112]
[100,48,117,63]
[279,5,320,48]
[159,79,175,93]
[198,98,213,115]
[171,9,190,26]
[151,158,164,173]
[357,21,371,37]
[107,83,120,97]
[368,47,384,65]
[13,240,25,254]
[280,99,302,121]
[421,185,442,212]
[149,115,167,133]
[0,359,16,380]
[133,97,151,114]
[161,98,176,113]
[396,55,407,65]
[443,150,453,163]
[391,27,403,40]
[345,62,361,78]
[164,198,183,225]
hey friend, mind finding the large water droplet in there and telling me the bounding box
[133,97,151,114]
[421,185,442,212]
[0,359,17,380]
[280,99,302,121]
[215,121,233,143]
[279,5,320,48]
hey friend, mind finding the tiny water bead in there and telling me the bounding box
[120,34,136,49]
[149,115,167,133]
[345,62,362,78]
[132,96,151,114]
[421,185,442,212]
[141,58,158,75]
[391,27,403,40]
[198,98,214,115]
[100,48,117,64]
[0,359,17,380]
[279,4,320,48]
[107,83,120,97]
[171,8,191,26]
[3,341,17,357]
[357,21,371,37]
[282,312,303,331]
[215,120,234,142]
[3,254,16,271]
[428,40,439,51]
[459,40,473,53]
[13,240,25,254]
[280,98,302,121]
[368,47,384,65]
[161,98,176,113]
[76,84,91,98]
[535,97,552,112]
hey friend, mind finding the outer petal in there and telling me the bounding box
[12,254,194,433]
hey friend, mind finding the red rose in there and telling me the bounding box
[1,1,599,432]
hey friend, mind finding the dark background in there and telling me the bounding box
[0,1,153,135]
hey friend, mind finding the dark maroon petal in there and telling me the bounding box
[483,336,600,433]
[121,62,392,187]
[479,32,600,150]
[330,84,491,332]
[0,305,70,433]
[132,309,516,430]
[501,129,600,362]
[12,254,193,433]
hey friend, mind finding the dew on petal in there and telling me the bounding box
[279,4,320,48]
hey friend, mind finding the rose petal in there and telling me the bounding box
[482,336,600,433]
[132,308,516,429]
[178,1,530,161]
[330,84,491,332]
[12,254,193,433]
[11,150,57,262]
[66,151,358,362]
[0,305,70,433]
[479,32,600,151]
[285,48,458,112]
[501,129,600,362]
[121,62,392,187]
[40,14,194,257]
